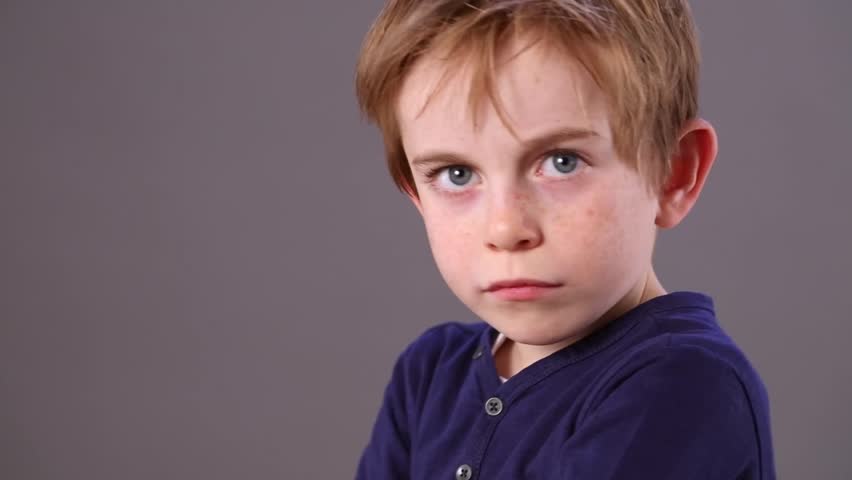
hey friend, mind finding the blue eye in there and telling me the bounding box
[426,165,475,188]
[551,152,579,173]
[542,151,584,177]
[446,166,473,186]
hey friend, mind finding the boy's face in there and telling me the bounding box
[396,40,664,351]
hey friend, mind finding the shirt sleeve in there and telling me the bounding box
[355,346,414,480]
[559,344,762,480]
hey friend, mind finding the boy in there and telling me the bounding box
[354,1,775,479]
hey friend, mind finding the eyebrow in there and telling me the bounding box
[409,127,600,172]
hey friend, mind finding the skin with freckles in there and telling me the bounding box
[397,38,717,378]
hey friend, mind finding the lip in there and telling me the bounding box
[484,278,563,301]
[484,278,562,292]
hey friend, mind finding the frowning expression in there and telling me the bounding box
[397,39,661,348]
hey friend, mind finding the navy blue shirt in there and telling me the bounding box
[356,291,775,479]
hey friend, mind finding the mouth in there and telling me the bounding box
[483,278,563,301]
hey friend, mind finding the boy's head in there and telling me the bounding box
[355,1,717,352]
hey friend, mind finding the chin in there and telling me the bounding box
[509,329,578,347]
[488,310,586,347]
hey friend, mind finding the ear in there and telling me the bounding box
[655,118,718,229]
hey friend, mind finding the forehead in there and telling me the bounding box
[396,39,612,151]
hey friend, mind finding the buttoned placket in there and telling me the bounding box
[441,294,707,479]
[451,329,517,479]
[460,318,639,478]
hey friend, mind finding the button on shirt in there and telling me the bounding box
[355,292,776,479]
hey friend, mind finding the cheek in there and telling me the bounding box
[421,208,477,279]
[564,198,625,263]
[545,181,621,243]
[590,183,657,269]
[547,184,650,276]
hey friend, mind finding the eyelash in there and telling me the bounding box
[422,149,587,187]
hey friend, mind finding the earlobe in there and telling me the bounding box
[655,118,718,229]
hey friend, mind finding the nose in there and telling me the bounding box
[484,191,543,252]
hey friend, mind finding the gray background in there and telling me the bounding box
[1,1,850,478]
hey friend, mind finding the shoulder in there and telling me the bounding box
[589,300,771,420]
[401,321,486,359]
[389,321,486,388]
[585,309,772,449]
[580,340,760,452]
[565,341,771,478]
[649,305,772,417]
[621,293,771,406]
[595,338,750,402]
